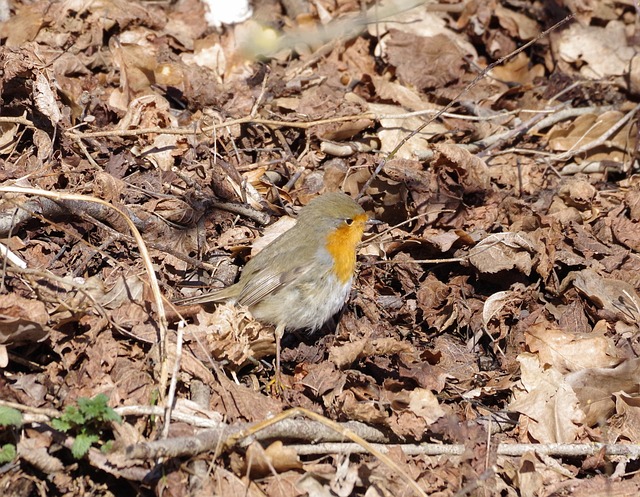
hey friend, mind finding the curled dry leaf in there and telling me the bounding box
[431,143,491,195]
[625,188,640,222]
[563,269,640,327]
[385,31,467,91]
[184,303,274,368]
[116,94,178,131]
[483,290,519,328]
[555,21,635,80]
[489,51,545,85]
[609,205,640,253]
[516,451,575,496]
[557,179,596,210]
[494,4,540,40]
[367,101,446,159]
[509,353,585,443]
[566,358,640,427]
[32,128,53,162]
[33,72,61,125]
[525,320,620,374]
[406,388,446,425]
[340,389,388,425]
[239,441,302,478]
[416,273,460,332]
[610,392,640,443]
[17,437,64,474]
[0,294,49,366]
[109,40,159,111]
[329,337,417,369]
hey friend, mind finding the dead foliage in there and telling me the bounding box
[1,0,640,495]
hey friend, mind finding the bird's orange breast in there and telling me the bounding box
[324,213,368,284]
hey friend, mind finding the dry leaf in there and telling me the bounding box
[566,358,640,427]
[468,232,534,275]
[525,321,620,374]
[0,294,49,360]
[509,353,585,443]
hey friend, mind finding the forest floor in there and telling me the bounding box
[1,0,640,496]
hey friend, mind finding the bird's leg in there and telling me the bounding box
[269,324,286,394]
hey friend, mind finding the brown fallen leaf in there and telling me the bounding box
[609,392,640,443]
[525,320,620,374]
[509,353,585,443]
[238,440,303,478]
[0,294,49,367]
[329,337,417,369]
[563,269,640,327]
[566,358,640,427]
[468,232,534,275]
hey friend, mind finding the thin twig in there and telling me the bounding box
[0,115,38,128]
[528,105,616,134]
[161,320,184,439]
[287,442,640,458]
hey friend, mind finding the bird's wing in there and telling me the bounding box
[236,264,310,307]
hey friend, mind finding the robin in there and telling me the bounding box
[175,191,370,384]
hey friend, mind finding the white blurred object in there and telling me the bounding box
[0,0,9,22]
[203,0,252,28]
[0,242,27,269]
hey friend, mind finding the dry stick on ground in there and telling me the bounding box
[413,105,564,160]
[124,413,390,460]
[66,107,529,142]
[161,321,184,440]
[5,398,639,480]
[528,105,617,135]
[474,108,560,158]
[126,407,425,497]
[0,115,38,129]
[478,105,620,162]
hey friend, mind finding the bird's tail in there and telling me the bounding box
[172,286,236,306]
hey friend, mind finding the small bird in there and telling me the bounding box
[175,191,369,384]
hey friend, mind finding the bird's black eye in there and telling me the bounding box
[345,218,354,226]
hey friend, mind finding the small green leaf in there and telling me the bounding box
[77,394,121,424]
[64,406,85,426]
[0,406,23,427]
[78,394,107,418]
[102,408,122,424]
[51,417,72,432]
[71,434,99,459]
[0,444,16,463]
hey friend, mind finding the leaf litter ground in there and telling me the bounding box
[1,0,640,496]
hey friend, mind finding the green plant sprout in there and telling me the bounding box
[0,406,22,463]
[51,394,122,458]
